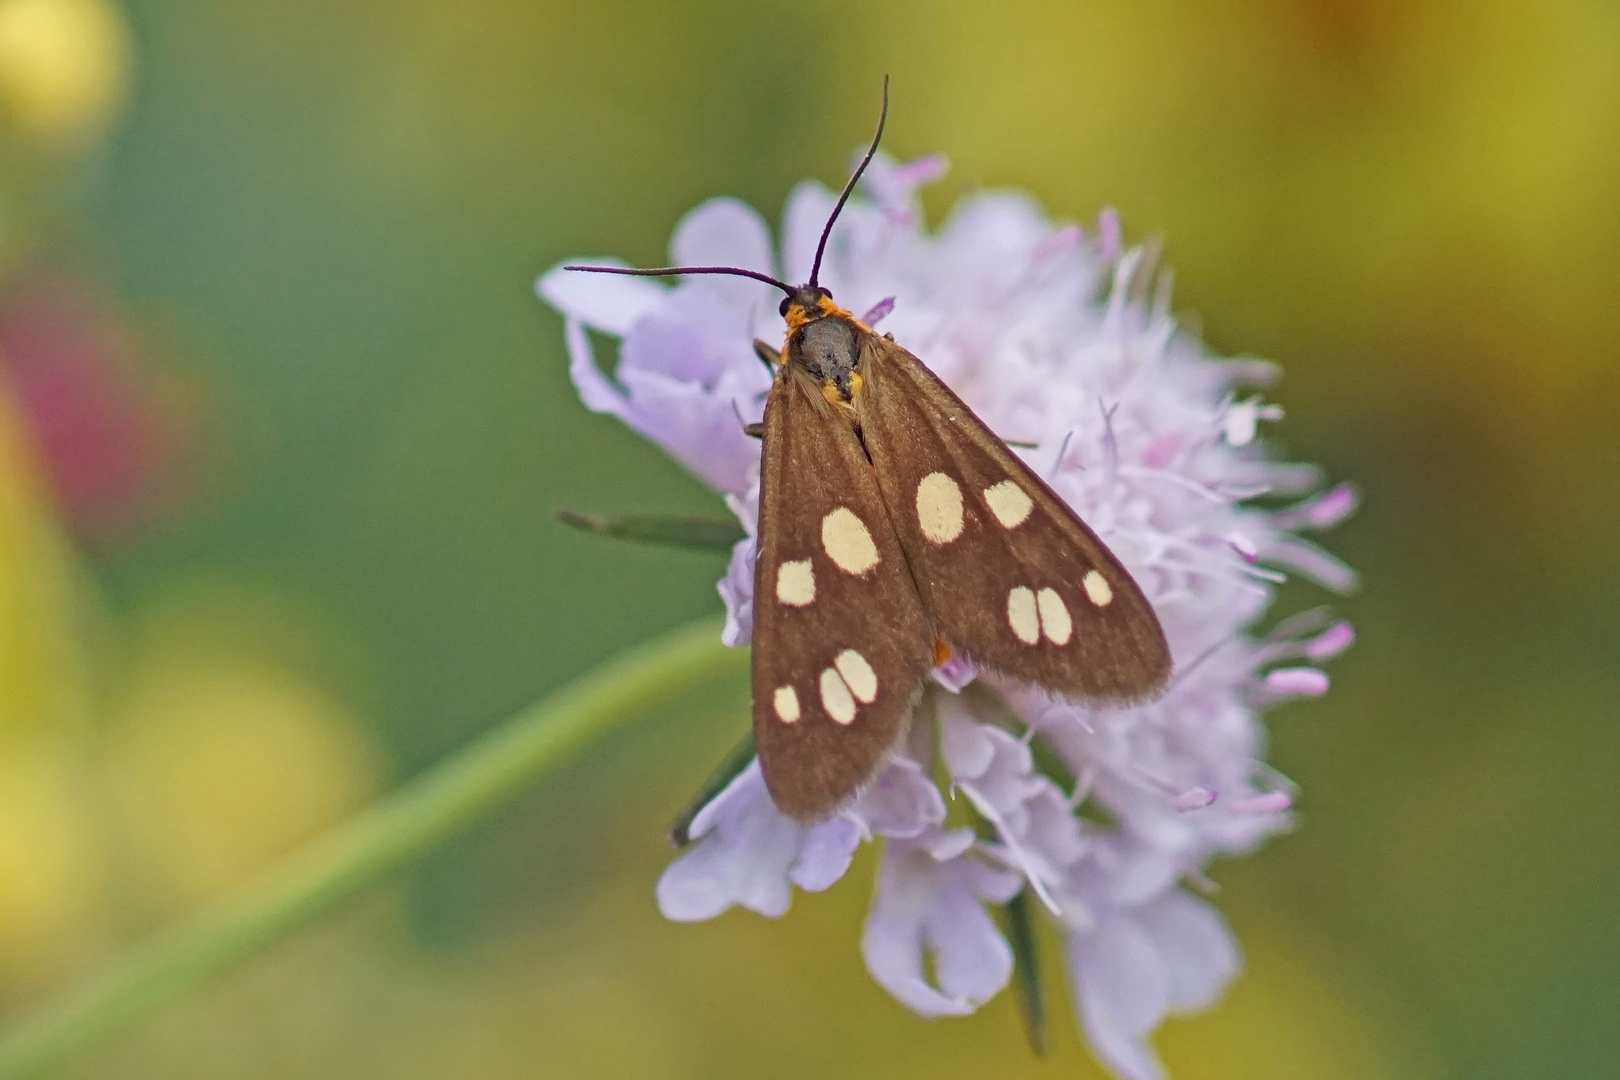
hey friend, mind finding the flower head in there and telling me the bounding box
[538,154,1354,1080]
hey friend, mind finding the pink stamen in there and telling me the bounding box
[1097,208,1122,262]
[1226,532,1259,563]
[1034,224,1083,261]
[1281,482,1360,530]
[1231,792,1292,814]
[1175,787,1217,811]
[1264,667,1329,697]
[1141,432,1182,468]
[930,653,979,694]
[893,153,949,188]
[1306,622,1355,661]
[862,297,896,326]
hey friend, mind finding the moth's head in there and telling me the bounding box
[779,285,838,329]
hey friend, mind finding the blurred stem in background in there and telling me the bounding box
[0,617,743,1079]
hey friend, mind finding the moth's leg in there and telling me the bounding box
[753,339,782,370]
[732,398,766,440]
[744,340,778,436]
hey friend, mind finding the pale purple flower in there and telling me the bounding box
[863,831,1022,1016]
[538,152,1356,1080]
[658,751,949,921]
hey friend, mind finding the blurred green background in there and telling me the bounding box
[0,0,1616,1076]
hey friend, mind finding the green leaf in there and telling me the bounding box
[667,730,756,847]
[1005,889,1048,1056]
[557,508,745,552]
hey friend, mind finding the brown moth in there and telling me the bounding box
[568,80,1171,821]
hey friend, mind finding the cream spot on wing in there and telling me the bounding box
[773,685,800,724]
[834,649,878,703]
[775,559,815,606]
[1007,586,1040,644]
[984,480,1034,529]
[821,507,880,575]
[819,667,857,724]
[1083,570,1114,607]
[1037,587,1073,645]
[915,472,965,545]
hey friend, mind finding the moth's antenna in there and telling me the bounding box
[565,264,793,297]
[809,75,889,290]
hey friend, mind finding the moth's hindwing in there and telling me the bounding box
[752,365,935,821]
[855,333,1172,702]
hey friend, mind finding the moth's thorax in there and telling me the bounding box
[782,293,870,404]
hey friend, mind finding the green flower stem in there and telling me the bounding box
[0,617,743,1079]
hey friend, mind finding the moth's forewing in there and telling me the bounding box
[752,364,935,821]
[855,333,1171,702]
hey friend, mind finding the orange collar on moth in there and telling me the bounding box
[782,294,868,333]
[782,301,820,331]
[816,294,857,322]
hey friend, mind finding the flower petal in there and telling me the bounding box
[922,826,978,862]
[927,874,1015,1007]
[863,907,975,1017]
[939,698,998,780]
[1137,891,1241,1014]
[537,261,668,335]
[655,836,741,921]
[564,317,630,420]
[656,762,804,920]
[717,535,756,647]
[862,153,949,211]
[683,757,763,842]
[852,757,946,838]
[861,841,1014,1018]
[608,366,761,493]
[670,198,779,310]
[790,815,863,892]
[1067,912,1170,1080]
[616,297,732,383]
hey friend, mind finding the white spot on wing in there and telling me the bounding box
[984,481,1034,529]
[1007,586,1040,644]
[1037,587,1072,645]
[819,667,857,724]
[915,472,964,544]
[1083,570,1114,607]
[775,559,815,606]
[773,685,800,723]
[834,649,878,703]
[821,507,880,575]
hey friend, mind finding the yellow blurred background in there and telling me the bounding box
[0,0,1616,1076]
